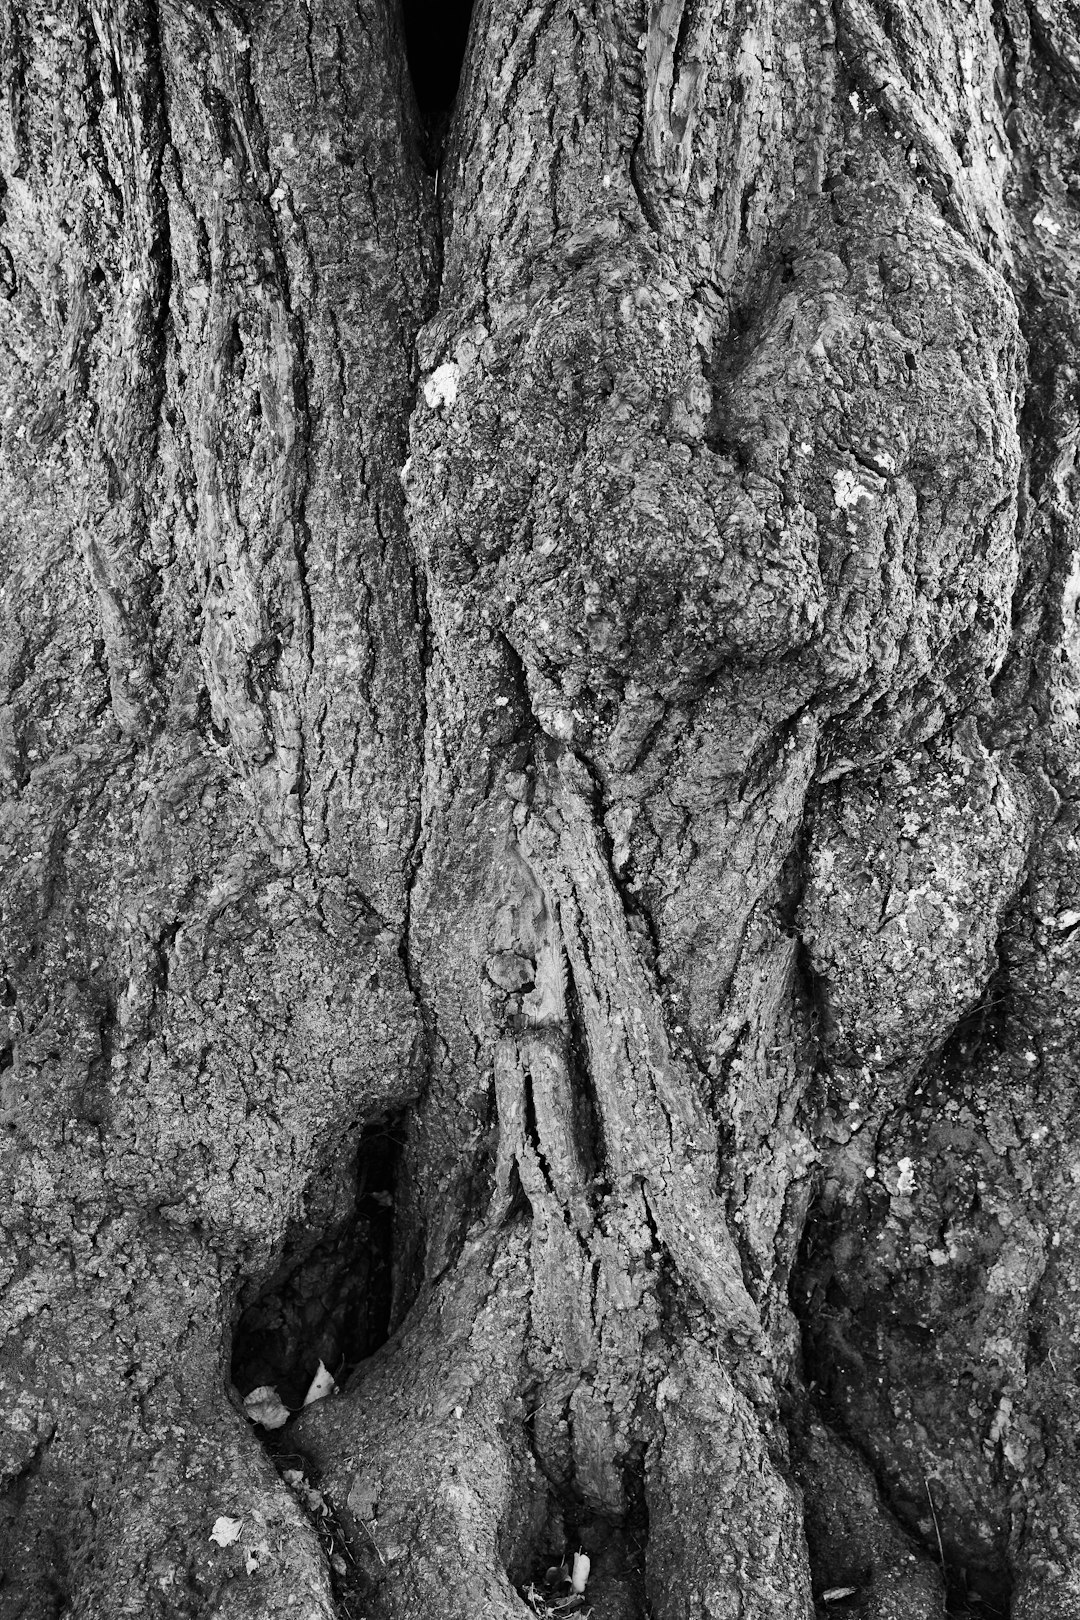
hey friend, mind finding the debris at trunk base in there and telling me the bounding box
[243,1384,291,1429]
[303,1360,339,1406]
[570,1550,590,1594]
[523,1551,593,1617]
[523,1584,593,1618]
[279,1461,371,1618]
[209,1515,244,1547]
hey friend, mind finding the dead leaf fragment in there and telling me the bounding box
[243,1385,291,1430]
[302,1360,337,1407]
[209,1516,243,1547]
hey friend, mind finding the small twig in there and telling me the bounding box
[522,1390,569,1421]
[924,1476,947,1616]
[358,1516,386,1568]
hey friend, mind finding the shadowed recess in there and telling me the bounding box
[400,0,474,134]
[791,1198,1015,1619]
[230,1127,402,1411]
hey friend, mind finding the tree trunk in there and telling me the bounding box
[1,0,1078,1616]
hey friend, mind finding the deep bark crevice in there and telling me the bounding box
[561,953,605,1192]
[400,0,475,155]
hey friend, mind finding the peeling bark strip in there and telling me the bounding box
[2,0,1079,1615]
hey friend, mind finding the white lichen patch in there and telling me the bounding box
[422,361,461,411]
[895,1156,916,1195]
[537,707,575,742]
[832,468,875,509]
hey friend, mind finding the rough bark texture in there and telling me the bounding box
[1,1,1079,1617]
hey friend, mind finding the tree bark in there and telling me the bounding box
[1,1,1078,1617]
